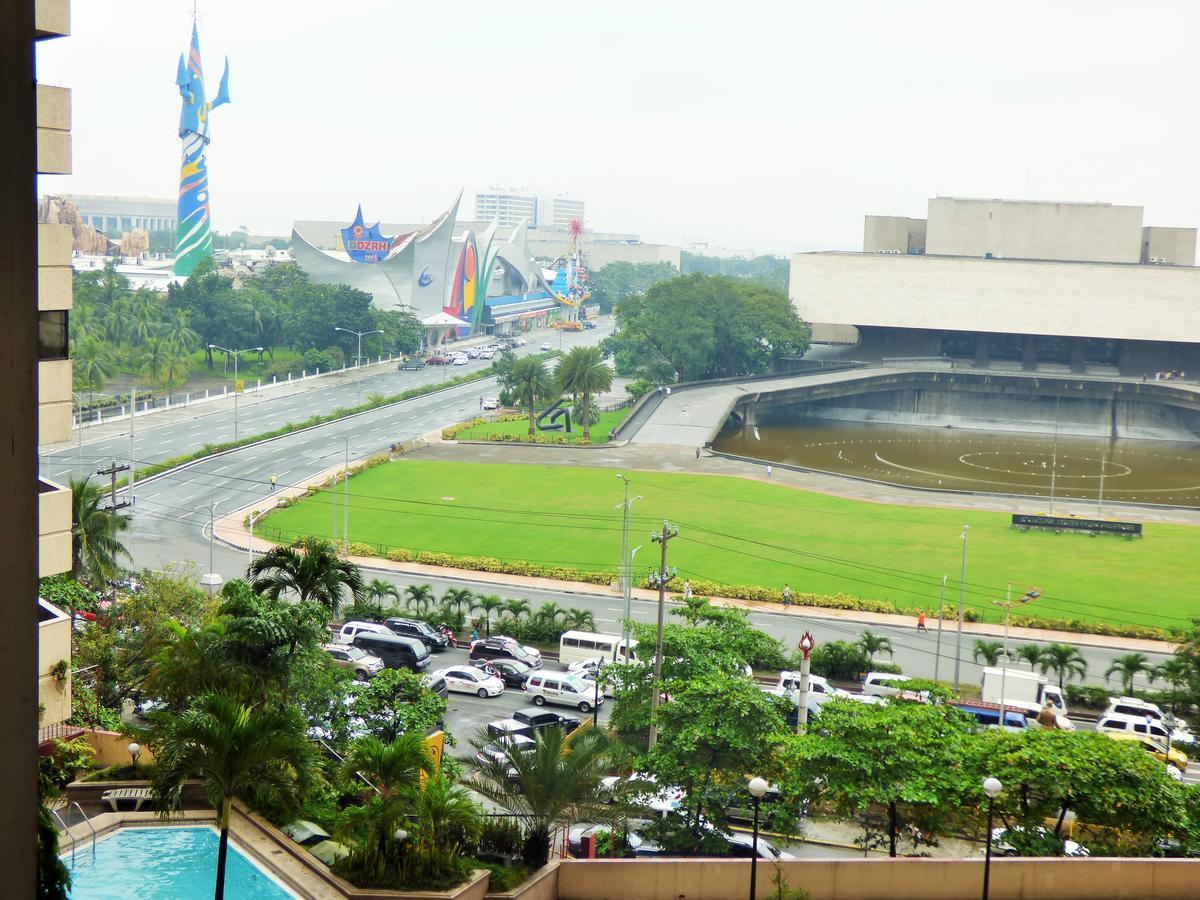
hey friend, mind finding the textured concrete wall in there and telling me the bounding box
[1141,226,1197,266]
[864,216,926,254]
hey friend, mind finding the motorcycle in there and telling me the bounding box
[437,624,458,649]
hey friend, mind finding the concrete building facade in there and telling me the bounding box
[792,197,1200,374]
[59,193,177,234]
[472,187,584,230]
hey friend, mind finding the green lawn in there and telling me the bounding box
[260,460,1200,632]
[452,407,630,444]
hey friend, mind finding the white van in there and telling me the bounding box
[558,631,638,666]
[1104,697,1192,742]
[336,620,391,644]
[863,672,911,698]
[525,671,601,713]
[776,672,844,702]
[1097,712,1180,744]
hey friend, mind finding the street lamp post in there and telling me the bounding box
[342,436,350,557]
[208,344,263,441]
[198,501,223,596]
[747,777,769,900]
[248,508,272,568]
[934,574,947,682]
[982,777,1003,900]
[335,326,384,407]
[615,474,641,650]
[592,658,602,728]
[795,632,815,735]
[647,520,679,749]
[953,524,969,691]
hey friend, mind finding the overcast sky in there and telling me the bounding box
[35,1,1200,255]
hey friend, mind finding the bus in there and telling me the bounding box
[558,631,638,666]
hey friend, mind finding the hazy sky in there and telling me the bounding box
[36,1,1200,254]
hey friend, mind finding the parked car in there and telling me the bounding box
[524,671,601,713]
[990,826,1089,858]
[773,672,847,703]
[351,631,431,673]
[384,617,449,652]
[581,319,596,329]
[469,636,543,669]
[426,355,450,365]
[466,347,481,359]
[511,706,581,735]
[567,824,658,858]
[432,665,505,698]
[1104,732,1189,771]
[398,358,425,370]
[472,657,533,688]
[1097,712,1179,745]
[335,620,391,644]
[478,349,495,361]
[321,643,383,679]
[485,718,536,741]
[422,672,449,699]
[601,772,684,815]
[1103,697,1192,743]
[474,734,536,774]
[481,397,500,410]
[514,337,527,346]
[862,672,912,698]
[453,356,469,366]
[539,342,553,351]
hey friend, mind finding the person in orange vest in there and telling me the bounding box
[917,609,927,632]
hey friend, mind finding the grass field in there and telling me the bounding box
[452,408,630,444]
[260,460,1200,632]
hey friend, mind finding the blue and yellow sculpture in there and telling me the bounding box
[173,21,230,276]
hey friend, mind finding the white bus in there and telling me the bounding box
[558,631,638,666]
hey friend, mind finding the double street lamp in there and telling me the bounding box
[334,326,384,407]
[208,344,262,441]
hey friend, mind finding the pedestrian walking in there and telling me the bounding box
[479,396,483,410]
[682,580,692,600]
[695,446,701,460]
[766,464,773,479]
[471,626,479,643]
[269,473,278,490]
[917,609,927,632]
[782,583,791,606]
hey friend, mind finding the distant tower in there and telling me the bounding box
[173,19,230,276]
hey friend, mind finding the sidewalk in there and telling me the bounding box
[212,456,1178,655]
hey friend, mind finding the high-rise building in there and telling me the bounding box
[473,187,585,230]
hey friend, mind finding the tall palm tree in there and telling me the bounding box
[337,734,433,879]
[556,346,613,441]
[403,583,436,616]
[857,629,894,663]
[473,595,505,637]
[248,536,364,615]
[70,475,131,587]
[348,578,399,620]
[1014,644,1045,670]
[151,693,318,900]
[533,601,566,628]
[71,333,117,404]
[138,333,173,400]
[1038,643,1088,691]
[972,639,1005,667]
[440,587,475,621]
[1106,652,1152,695]
[503,598,531,623]
[563,607,596,631]
[1152,657,1189,709]
[468,726,617,865]
[409,773,483,882]
[509,356,554,436]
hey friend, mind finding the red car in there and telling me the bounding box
[426,355,450,365]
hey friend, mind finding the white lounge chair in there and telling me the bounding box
[100,787,153,812]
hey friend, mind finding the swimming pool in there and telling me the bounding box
[66,826,295,899]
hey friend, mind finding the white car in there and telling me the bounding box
[478,349,495,360]
[601,772,684,815]
[539,342,552,351]
[481,397,500,411]
[466,347,481,358]
[335,620,391,644]
[990,826,1089,858]
[1103,697,1193,743]
[567,657,615,697]
[453,355,469,366]
[773,672,848,703]
[514,337,527,346]
[432,665,505,698]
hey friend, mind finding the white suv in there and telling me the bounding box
[525,671,601,713]
[773,672,846,703]
[1104,697,1192,742]
[335,620,391,644]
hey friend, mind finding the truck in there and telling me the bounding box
[981,667,1069,718]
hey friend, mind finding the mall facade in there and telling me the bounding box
[790,197,1200,375]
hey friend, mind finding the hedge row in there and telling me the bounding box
[441,414,526,441]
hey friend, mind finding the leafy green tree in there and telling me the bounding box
[857,629,894,663]
[972,639,1005,667]
[372,308,423,357]
[588,261,678,314]
[150,693,318,900]
[601,274,809,383]
[790,698,976,857]
[1014,644,1045,670]
[71,332,118,402]
[404,583,436,616]
[509,356,555,436]
[349,668,447,743]
[555,345,613,441]
[468,726,618,865]
[248,536,364,615]
[166,258,248,368]
[680,252,790,293]
[1106,652,1153,695]
[808,640,870,680]
[1038,643,1088,691]
[1151,656,1190,711]
[472,595,505,637]
[69,476,130,587]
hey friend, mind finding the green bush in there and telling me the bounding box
[807,641,870,681]
[303,348,335,371]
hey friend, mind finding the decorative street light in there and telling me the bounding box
[334,326,384,407]
[747,776,770,900]
[795,631,816,735]
[982,777,1003,900]
[127,742,141,768]
[208,344,263,441]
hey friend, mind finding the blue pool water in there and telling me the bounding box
[66,826,294,899]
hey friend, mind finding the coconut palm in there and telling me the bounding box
[350,578,399,620]
[248,536,364,615]
[408,773,483,882]
[1037,643,1088,691]
[972,639,1005,667]
[70,475,131,587]
[563,607,597,631]
[1106,652,1153,695]
[1152,657,1189,708]
[403,583,436,616]
[857,629,894,663]
[71,333,117,404]
[509,356,554,436]
[468,726,617,865]
[473,594,505,637]
[440,587,475,621]
[151,693,318,900]
[555,346,614,441]
[533,601,566,628]
[337,734,433,879]
[1013,644,1045,670]
[503,598,531,623]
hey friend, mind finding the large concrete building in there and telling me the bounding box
[59,193,177,234]
[473,187,584,230]
[792,197,1200,375]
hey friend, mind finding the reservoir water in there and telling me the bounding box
[712,420,1200,508]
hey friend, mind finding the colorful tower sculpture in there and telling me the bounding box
[173,21,230,276]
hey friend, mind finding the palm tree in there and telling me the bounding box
[1037,643,1088,691]
[563,607,596,631]
[248,536,364,615]
[403,584,436,616]
[1014,644,1045,670]
[138,334,173,401]
[1106,652,1152,695]
[857,629,894,663]
[468,726,617,865]
[71,333,117,404]
[972,639,1005,667]
[533,601,566,628]
[409,773,482,881]
[555,346,614,441]
[351,578,399,619]
[151,693,318,900]
[440,587,475,621]
[503,598,531,623]
[337,734,433,879]
[473,594,505,637]
[70,475,131,587]
[1152,657,1189,709]
[509,356,554,436]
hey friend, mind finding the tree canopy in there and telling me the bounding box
[588,261,678,314]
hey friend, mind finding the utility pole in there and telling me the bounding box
[933,575,947,683]
[96,461,131,512]
[615,474,641,651]
[342,437,350,557]
[647,519,678,749]
[953,524,968,692]
[335,326,383,407]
